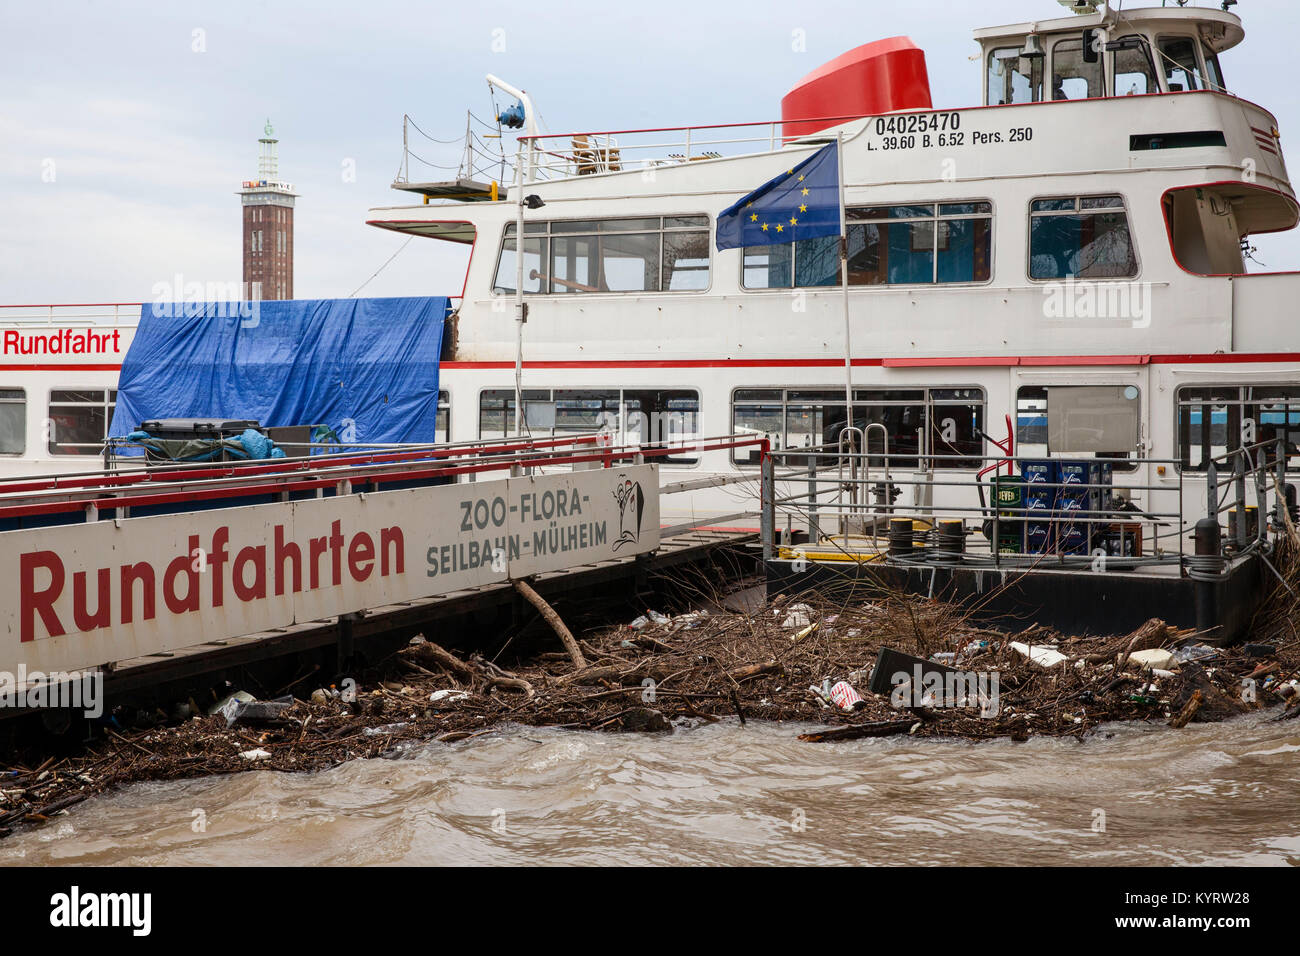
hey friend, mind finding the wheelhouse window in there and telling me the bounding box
[1051,35,1104,100]
[1029,195,1137,279]
[731,387,984,468]
[1202,45,1226,92]
[1112,36,1158,96]
[988,47,1043,105]
[1158,36,1203,92]
[479,387,700,464]
[493,216,709,294]
[744,202,992,288]
[0,388,25,455]
[49,389,116,456]
[1177,385,1300,473]
[1015,384,1140,471]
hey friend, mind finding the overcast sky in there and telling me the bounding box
[3,0,1299,304]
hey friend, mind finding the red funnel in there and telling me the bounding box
[781,37,932,139]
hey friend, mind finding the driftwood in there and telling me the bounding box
[798,720,915,743]
[563,660,675,686]
[407,642,535,697]
[727,660,782,681]
[485,676,536,698]
[514,578,586,670]
[409,641,476,682]
[1169,690,1203,728]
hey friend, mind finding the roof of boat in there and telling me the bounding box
[973,5,1244,54]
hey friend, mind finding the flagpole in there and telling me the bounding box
[837,132,853,449]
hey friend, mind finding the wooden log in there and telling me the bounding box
[514,578,586,670]
[1169,689,1203,729]
[798,720,915,743]
[28,791,89,820]
[485,676,535,698]
[562,660,673,686]
[727,660,782,681]
[408,641,476,682]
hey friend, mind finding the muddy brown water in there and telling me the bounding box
[3,711,1298,866]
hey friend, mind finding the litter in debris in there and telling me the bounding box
[1172,644,1217,664]
[1009,642,1068,668]
[220,694,293,728]
[829,681,866,711]
[239,748,271,761]
[1128,648,1176,671]
[429,689,470,705]
[782,603,813,628]
[791,621,819,643]
[362,722,410,737]
[208,690,254,716]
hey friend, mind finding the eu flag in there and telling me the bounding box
[715,142,840,251]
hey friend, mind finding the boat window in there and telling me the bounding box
[1015,385,1140,470]
[1051,36,1104,100]
[1158,36,1202,92]
[48,388,116,456]
[1029,195,1137,279]
[988,46,1042,105]
[1202,46,1226,92]
[494,217,710,295]
[731,386,984,468]
[494,235,548,294]
[478,388,700,464]
[1177,385,1300,473]
[744,201,992,288]
[0,388,25,455]
[663,230,710,290]
[1112,36,1157,96]
[436,390,450,444]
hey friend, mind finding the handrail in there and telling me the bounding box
[0,434,769,522]
[760,442,1295,572]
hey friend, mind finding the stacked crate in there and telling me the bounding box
[992,474,1026,553]
[1019,459,1114,556]
[1057,461,1105,555]
[1022,460,1058,555]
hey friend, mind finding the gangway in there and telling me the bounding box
[0,434,768,719]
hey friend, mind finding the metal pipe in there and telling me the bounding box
[513,141,525,437]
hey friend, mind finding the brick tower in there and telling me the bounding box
[238,120,297,300]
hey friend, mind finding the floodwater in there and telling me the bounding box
[3,711,1299,866]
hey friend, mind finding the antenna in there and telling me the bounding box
[258,119,279,181]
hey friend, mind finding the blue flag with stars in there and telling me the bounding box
[715,142,840,251]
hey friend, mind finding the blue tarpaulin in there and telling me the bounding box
[109,296,448,447]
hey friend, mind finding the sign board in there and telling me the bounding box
[0,465,659,675]
[0,325,134,365]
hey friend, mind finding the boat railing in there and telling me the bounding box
[0,302,143,326]
[511,113,869,183]
[0,433,771,524]
[758,441,1298,578]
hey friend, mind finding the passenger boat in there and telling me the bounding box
[4,1,1297,551]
